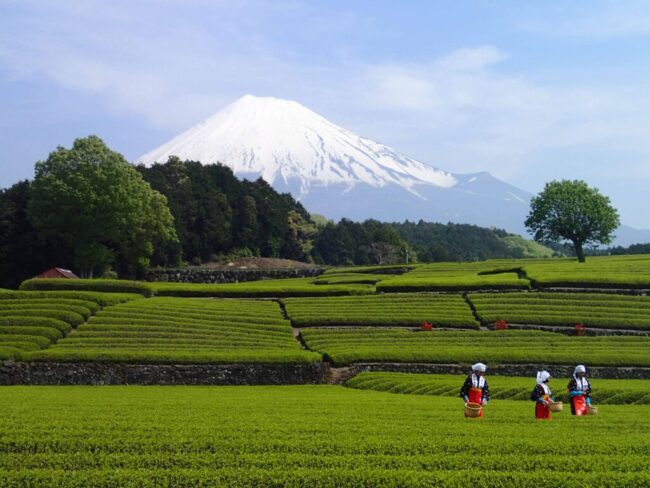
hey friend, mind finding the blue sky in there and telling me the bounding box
[1,0,650,228]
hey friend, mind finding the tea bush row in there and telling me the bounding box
[346,372,650,404]
[283,293,478,328]
[300,329,650,366]
[469,292,650,330]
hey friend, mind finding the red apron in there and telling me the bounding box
[535,394,551,420]
[467,387,484,417]
[571,395,587,416]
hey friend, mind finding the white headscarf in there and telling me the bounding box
[536,370,551,395]
[472,363,487,373]
[573,365,589,391]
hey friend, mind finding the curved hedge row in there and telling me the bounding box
[151,278,374,298]
[20,279,154,297]
[0,292,127,360]
[0,289,142,307]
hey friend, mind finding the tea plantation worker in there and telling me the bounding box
[460,363,490,417]
[531,371,554,420]
[567,365,592,416]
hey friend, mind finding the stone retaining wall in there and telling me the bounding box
[2,361,648,385]
[145,267,324,284]
[0,361,327,385]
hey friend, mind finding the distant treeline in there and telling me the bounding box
[551,242,650,257]
[1,156,571,287]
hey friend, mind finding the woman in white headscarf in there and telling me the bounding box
[567,365,592,416]
[460,363,490,417]
[531,371,554,419]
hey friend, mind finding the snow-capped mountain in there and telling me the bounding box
[138,95,647,244]
[139,94,458,196]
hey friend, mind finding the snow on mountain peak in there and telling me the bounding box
[138,95,457,193]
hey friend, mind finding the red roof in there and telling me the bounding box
[35,267,79,279]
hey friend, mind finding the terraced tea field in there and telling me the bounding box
[375,260,532,292]
[347,372,650,404]
[373,254,650,292]
[283,293,477,328]
[1,386,649,487]
[24,297,319,364]
[301,329,650,366]
[469,292,650,330]
[523,254,650,289]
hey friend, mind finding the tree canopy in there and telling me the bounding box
[28,136,179,277]
[524,179,620,262]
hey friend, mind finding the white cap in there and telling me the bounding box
[574,365,586,374]
[472,362,487,372]
[536,371,551,383]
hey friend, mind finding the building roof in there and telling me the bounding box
[35,267,79,279]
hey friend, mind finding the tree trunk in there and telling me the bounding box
[573,240,586,263]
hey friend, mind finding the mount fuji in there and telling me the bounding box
[139,95,534,235]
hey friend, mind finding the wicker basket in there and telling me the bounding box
[587,405,598,415]
[464,402,483,418]
[548,401,563,412]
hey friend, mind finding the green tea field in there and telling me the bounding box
[1,386,650,487]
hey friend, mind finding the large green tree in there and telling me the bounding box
[28,136,179,277]
[525,180,620,262]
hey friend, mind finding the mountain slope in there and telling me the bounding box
[139,95,458,195]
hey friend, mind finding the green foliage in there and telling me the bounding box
[283,293,478,328]
[525,180,620,262]
[1,386,650,486]
[138,159,315,265]
[311,218,411,265]
[609,243,650,255]
[301,328,650,366]
[499,234,555,258]
[347,373,650,405]
[393,221,551,262]
[0,181,71,288]
[28,136,178,277]
[20,278,154,297]
[26,297,320,364]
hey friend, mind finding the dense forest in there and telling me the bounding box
[137,157,316,264]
